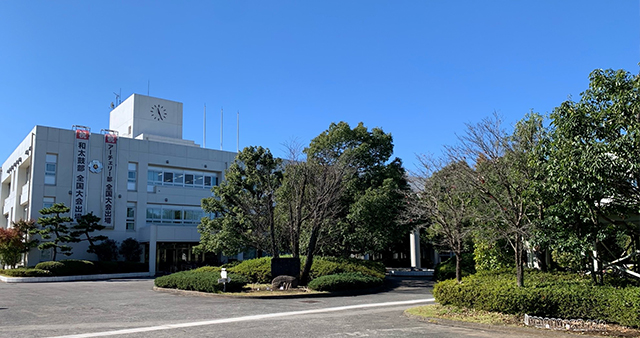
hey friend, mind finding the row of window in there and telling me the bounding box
[44,154,218,193]
[146,167,218,191]
[145,205,211,225]
[41,198,207,230]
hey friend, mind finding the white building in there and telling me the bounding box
[1,94,237,275]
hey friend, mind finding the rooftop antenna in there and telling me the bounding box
[237,110,239,152]
[147,80,150,96]
[203,104,206,148]
[111,89,121,110]
[220,107,223,150]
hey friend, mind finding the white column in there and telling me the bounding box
[410,228,421,268]
[149,225,157,276]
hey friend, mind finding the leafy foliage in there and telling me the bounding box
[32,203,75,261]
[35,259,97,276]
[434,253,476,281]
[71,212,107,255]
[93,239,119,261]
[434,270,640,327]
[119,238,142,262]
[306,256,386,280]
[0,268,52,277]
[197,146,283,257]
[0,220,38,268]
[227,257,272,283]
[154,269,248,293]
[307,272,383,292]
[544,68,640,282]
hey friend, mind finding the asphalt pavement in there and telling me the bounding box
[0,276,598,338]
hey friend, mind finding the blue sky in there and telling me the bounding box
[1,1,638,172]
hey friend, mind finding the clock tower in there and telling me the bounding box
[109,94,184,141]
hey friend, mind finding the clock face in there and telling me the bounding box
[150,104,168,121]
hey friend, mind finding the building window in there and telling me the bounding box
[44,154,57,185]
[126,203,135,231]
[127,163,137,191]
[147,167,218,191]
[146,204,210,225]
[42,197,55,209]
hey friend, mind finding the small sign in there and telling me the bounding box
[218,278,230,283]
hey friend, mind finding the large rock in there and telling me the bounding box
[272,275,298,290]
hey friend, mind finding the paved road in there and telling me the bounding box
[0,277,573,338]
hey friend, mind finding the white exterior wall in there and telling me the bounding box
[1,95,237,271]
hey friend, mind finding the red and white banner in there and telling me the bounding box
[103,133,118,227]
[72,129,90,220]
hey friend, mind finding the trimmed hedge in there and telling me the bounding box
[33,260,146,276]
[433,270,640,328]
[307,257,386,280]
[154,269,248,293]
[434,253,476,281]
[35,260,97,276]
[225,256,386,284]
[0,268,52,277]
[228,257,272,283]
[307,272,384,292]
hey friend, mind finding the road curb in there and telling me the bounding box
[403,311,602,338]
[153,285,386,299]
[0,272,152,283]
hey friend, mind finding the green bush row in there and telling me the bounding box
[154,269,248,293]
[433,270,640,328]
[226,256,386,284]
[307,272,384,292]
[33,260,147,276]
[0,268,52,277]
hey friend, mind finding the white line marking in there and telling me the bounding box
[48,298,435,338]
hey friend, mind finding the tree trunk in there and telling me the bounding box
[300,224,321,285]
[268,202,279,259]
[515,234,524,287]
[455,252,462,284]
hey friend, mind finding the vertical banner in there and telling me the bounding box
[72,128,90,220]
[103,133,118,227]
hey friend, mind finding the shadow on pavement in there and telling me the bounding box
[384,276,434,291]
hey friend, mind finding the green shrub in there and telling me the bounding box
[35,260,97,276]
[221,260,241,269]
[308,257,385,280]
[119,238,142,262]
[228,257,272,283]
[307,272,383,292]
[93,239,119,261]
[193,266,221,273]
[154,269,248,293]
[434,253,476,281]
[214,256,384,284]
[94,261,119,274]
[433,270,640,328]
[0,268,52,277]
[474,239,514,271]
[34,261,66,274]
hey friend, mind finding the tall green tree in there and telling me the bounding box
[304,122,411,257]
[546,69,640,281]
[32,203,75,261]
[196,146,283,257]
[0,220,38,268]
[410,157,477,283]
[447,113,546,287]
[71,212,107,255]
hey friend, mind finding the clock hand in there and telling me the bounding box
[157,108,163,120]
